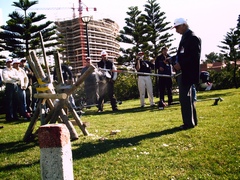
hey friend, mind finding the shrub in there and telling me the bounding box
[209,67,240,90]
[114,74,139,100]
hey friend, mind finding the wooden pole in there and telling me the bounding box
[24,51,79,141]
[23,99,41,142]
[39,31,52,83]
[34,93,68,99]
[30,51,46,80]
[66,101,89,136]
[54,52,64,85]
[67,65,94,95]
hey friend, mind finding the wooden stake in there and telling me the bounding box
[39,31,52,83]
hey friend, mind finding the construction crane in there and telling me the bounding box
[15,1,97,19]
[16,0,97,73]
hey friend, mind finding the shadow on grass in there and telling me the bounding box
[0,139,39,172]
[84,106,157,115]
[197,93,225,100]
[0,140,38,154]
[83,90,232,116]
[0,160,40,172]
[72,126,181,160]
[196,89,235,100]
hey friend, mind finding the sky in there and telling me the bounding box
[0,0,240,60]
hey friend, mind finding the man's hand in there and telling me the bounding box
[173,63,181,71]
[159,67,164,71]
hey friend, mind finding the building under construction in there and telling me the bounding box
[55,17,120,78]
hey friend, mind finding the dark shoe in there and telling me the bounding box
[6,118,13,122]
[112,108,119,112]
[25,112,31,118]
[158,100,166,110]
[0,126,3,129]
[13,116,19,121]
[179,125,194,130]
[97,109,103,113]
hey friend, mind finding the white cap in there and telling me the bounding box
[6,58,13,63]
[12,58,21,64]
[101,50,108,56]
[172,18,187,28]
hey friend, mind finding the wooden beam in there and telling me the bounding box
[34,93,68,99]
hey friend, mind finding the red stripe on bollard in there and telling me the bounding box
[38,124,70,148]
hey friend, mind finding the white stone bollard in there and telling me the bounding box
[38,124,74,180]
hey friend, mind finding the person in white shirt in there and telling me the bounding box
[135,52,155,107]
[12,59,31,119]
[2,58,20,121]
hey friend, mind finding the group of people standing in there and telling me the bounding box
[81,50,119,113]
[135,47,173,110]
[80,17,201,130]
[2,58,33,121]
[1,17,201,131]
[134,17,201,130]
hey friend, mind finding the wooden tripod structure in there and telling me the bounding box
[23,33,94,142]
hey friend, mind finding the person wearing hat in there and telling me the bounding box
[155,47,173,109]
[13,58,31,119]
[172,18,201,130]
[135,51,155,107]
[97,50,118,112]
[81,57,99,107]
[20,58,34,113]
[2,58,21,121]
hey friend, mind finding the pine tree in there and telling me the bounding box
[218,15,240,88]
[142,0,173,59]
[117,0,173,64]
[117,6,147,63]
[0,0,61,58]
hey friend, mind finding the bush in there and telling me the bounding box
[209,66,240,90]
[114,73,139,100]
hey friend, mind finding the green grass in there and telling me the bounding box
[0,88,239,179]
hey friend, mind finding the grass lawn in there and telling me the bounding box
[0,88,239,179]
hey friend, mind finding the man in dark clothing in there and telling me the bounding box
[97,50,118,112]
[81,57,99,106]
[155,47,173,106]
[54,64,73,84]
[172,18,201,130]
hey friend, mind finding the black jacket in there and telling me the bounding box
[177,29,201,85]
[53,64,72,82]
[97,59,116,79]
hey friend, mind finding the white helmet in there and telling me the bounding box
[101,50,108,56]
